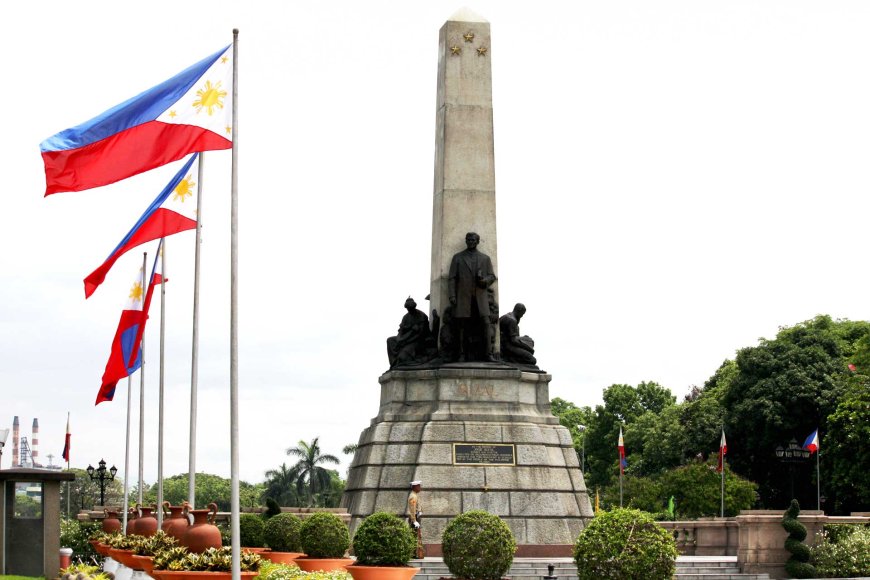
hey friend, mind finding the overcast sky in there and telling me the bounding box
[3,1,870,495]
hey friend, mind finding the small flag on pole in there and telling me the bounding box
[618,427,627,474]
[61,413,71,463]
[95,244,164,404]
[594,489,600,515]
[83,154,198,298]
[803,429,819,454]
[717,429,727,473]
[40,46,232,195]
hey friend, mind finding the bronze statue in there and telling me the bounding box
[447,232,497,362]
[387,297,436,368]
[499,303,537,366]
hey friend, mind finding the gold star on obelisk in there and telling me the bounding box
[464,32,474,42]
[450,45,461,56]
[477,46,488,56]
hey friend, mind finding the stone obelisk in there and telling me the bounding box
[429,8,498,327]
[341,10,593,556]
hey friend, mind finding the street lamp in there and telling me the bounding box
[577,424,587,474]
[775,438,810,501]
[86,459,118,507]
[0,428,9,469]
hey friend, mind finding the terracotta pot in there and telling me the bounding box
[182,502,222,554]
[151,571,258,580]
[130,555,155,575]
[134,505,159,536]
[162,502,191,541]
[95,542,111,557]
[126,508,139,535]
[108,548,138,569]
[346,565,420,580]
[260,552,305,565]
[295,558,354,572]
[103,509,122,533]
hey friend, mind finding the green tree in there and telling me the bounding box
[825,381,870,513]
[550,397,593,467]
[141,472,261,511]
[659,461,757,518]
[721,315,870,508]
[263,463,302,507]
[286,437,340,507]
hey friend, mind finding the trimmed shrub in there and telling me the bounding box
[264,498,282,520]
[573,508,677,580]
[442,510,516,580]
[265,512,303,553]
[352,512,416,567]
[782,500,815,579]
[811,525,870,578]
[61,518,101,563]
[300,512,350,558]
[240,512,266,548]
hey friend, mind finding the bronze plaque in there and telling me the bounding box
[452,443,516,466]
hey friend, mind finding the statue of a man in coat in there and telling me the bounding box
[447,232,498,362]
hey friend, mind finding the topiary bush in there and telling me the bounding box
[573,508,677,580]
[442,510,516,580]
[300,512,350,558]
[264,512,303,553]
[240,512,266,548]
[782,499,815,579]
[352,512,416,567]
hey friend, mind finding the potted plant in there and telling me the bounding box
[89,530,113,556]
[239,512,268,553]
[151,546,262,580]
[442,510,516,580]
[261,513,305,564]
[346,512,418,580]
[131,530,178,575]
[296,512,352,572]
[106,532,141,569]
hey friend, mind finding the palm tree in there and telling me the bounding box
[263,463,300,507]
[286,438,340,506]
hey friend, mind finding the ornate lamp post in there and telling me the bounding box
[775,438,810,501]
[86,459,118,507]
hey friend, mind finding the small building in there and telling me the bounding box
[0,468,75,578]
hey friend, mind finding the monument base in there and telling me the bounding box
[341,368,593,548]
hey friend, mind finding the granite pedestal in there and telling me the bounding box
[341,367,593,556]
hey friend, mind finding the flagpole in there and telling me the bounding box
[619,467,623,508]
[123,375,132,534]
[66,411,71,518]
[138,252,147,507]
[721,427,725,518]
[157,239,167,527]
[230,28,241,580]
[816,435,821,511]
[189,154,204,509]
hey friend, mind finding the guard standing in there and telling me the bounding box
[407,480,424,558]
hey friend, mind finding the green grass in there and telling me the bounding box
[0,576,44,580]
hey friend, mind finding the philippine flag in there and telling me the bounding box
[803,429,819,454]
[40,46,231,195]
[618,427,627,474]
[96,248,162,405]
[717,429,727,473]
[61,413,71,463]
[83,154,198,298]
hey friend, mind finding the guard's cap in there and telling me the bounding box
[410,480,422,487]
